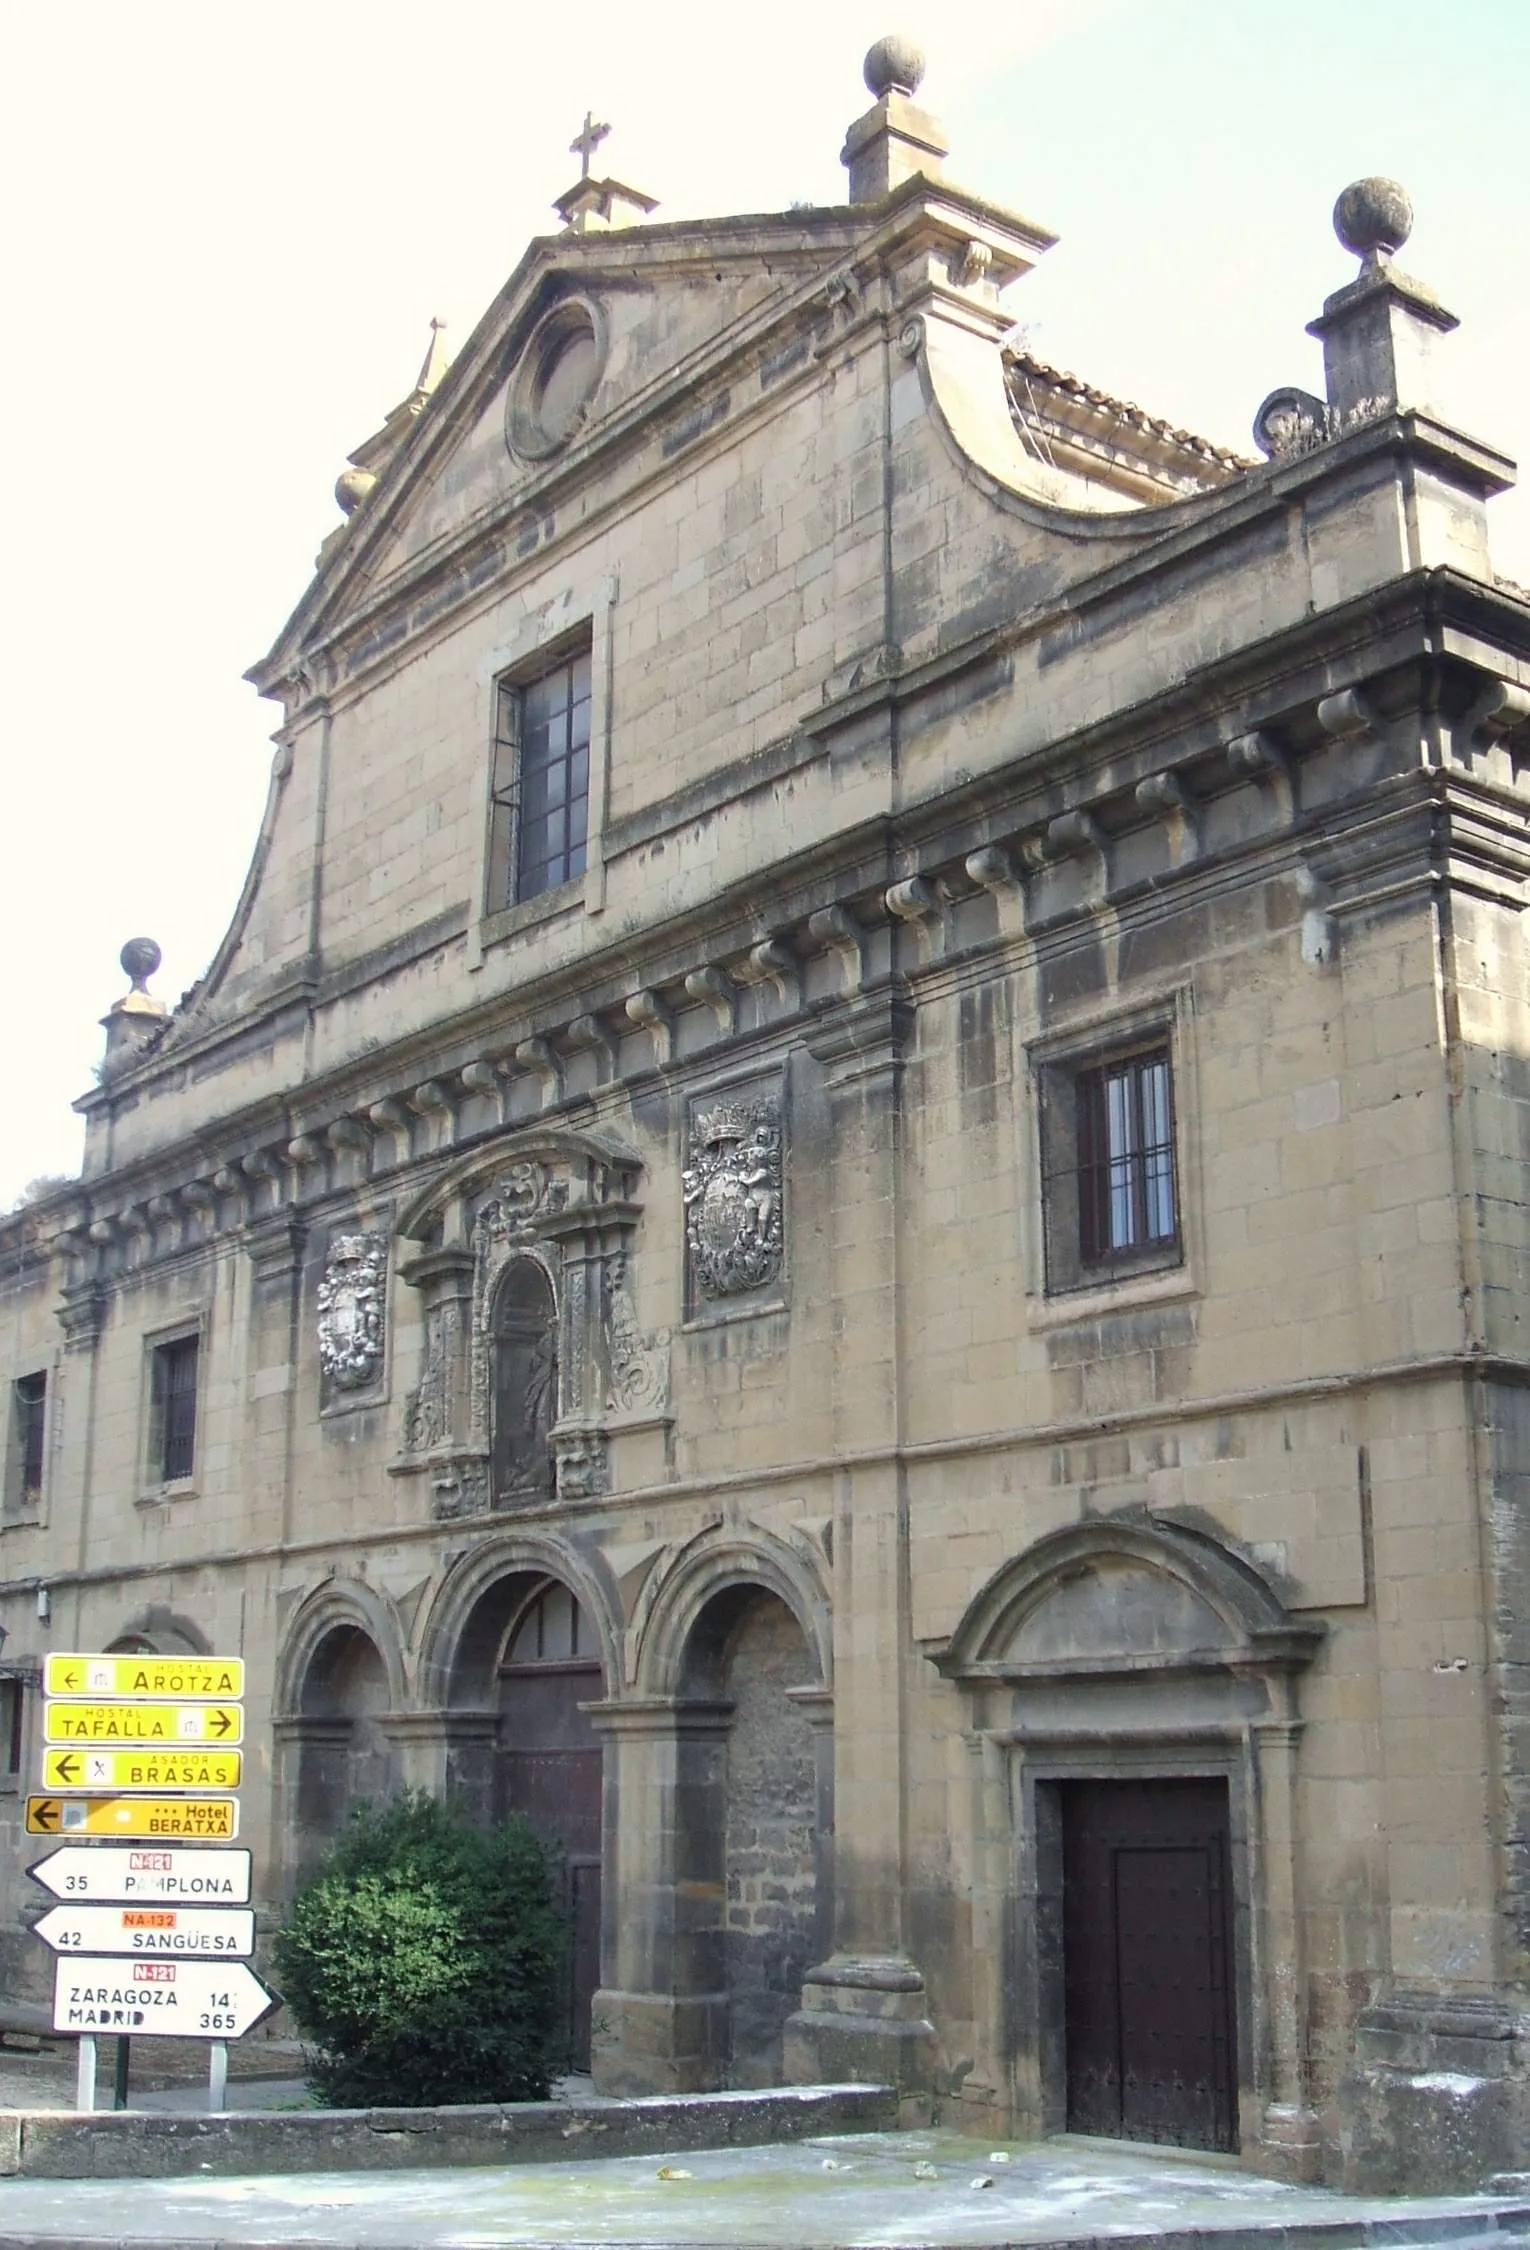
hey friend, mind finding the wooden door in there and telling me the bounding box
[496,1582,603,2070]
[1061,1777,1237,2152]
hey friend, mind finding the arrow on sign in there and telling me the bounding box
[207,1709,233,1737]
[51,1755,81,1785]
[52,1956,279,2040]
[28,1847,253,1903]
[29,1801,61,1833]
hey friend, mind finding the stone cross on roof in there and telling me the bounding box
[570,113,611,180]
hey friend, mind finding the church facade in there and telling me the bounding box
[3,37,1530,2192]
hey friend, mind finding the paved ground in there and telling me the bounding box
[0,2129,1527,2249]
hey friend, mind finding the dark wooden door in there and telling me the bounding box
[1061,1777,1237,2152]
[496,1584,603,2071]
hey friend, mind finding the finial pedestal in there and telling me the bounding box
[1307,177,1458,420]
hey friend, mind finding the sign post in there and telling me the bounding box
[27,1654,274,2114]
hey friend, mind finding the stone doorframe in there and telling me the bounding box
[927,1513,1324,2179]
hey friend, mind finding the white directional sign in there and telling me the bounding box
[29,1846,253,1904]
[52,1956,278,2039]
[34,1905,255,1958]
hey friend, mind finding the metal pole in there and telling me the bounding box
[207,2039,228,2112]
[112,2035,131,2110]
[74,2033,97,2113]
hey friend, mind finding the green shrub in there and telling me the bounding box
[272,1793,569,2108]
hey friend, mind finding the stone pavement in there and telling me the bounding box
[0,2128,1527,2250]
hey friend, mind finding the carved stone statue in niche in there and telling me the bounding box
[683,1096,784,1298]
[490,1258,558,1501]
[317,1232,387,1394]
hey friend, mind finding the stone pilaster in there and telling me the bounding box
[243,1219,307,1548]
[795,986,936,2108]
[585,1697,733,2096]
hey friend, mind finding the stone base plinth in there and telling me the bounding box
[589,1987,729,2097]
[1339,1987,1530,2193]
[783,1955,937,2123]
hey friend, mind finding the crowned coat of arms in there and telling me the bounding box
[683,1097,784,1299]
[317,1232,388,1392]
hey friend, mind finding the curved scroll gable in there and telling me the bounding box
[396,1124,644,1247]
[929,1512,1323,1685]
[908,314,1244,545]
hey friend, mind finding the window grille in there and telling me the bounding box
[1077,1049,1179,1265]
[491,648,592,905]
[13,1374,45,1511]
[151,1336,199,1484]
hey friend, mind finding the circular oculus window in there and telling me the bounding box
[506,299,607,462]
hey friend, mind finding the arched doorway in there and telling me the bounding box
[291,1623,394,1885]
[680,1585,820,2087]
[449,1570,604,2068]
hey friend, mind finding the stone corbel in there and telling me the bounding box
[179,1182,217,1235]
[241,1149,284,1214]
[964,844,1027,936]
[1045,807,1109,908]
[367,1098,413,1165]
[510,1039,562,1111]
[737,937,801,1011]
[884,875,952,961]
[1135,771,1203,869]
[1316,686,1378,744]
[807,904,868,995]
[326,1115,372,1162]
[684,965,739,1038]
[146,1193,181,1248]
[408,1079,456,1149]
[567,1014,619,1083]
[458,1060,500,1102]
[626,990,675,1068]
[1461,675,1530,755]
[285,1134,324,1178]
[1228,729,1297,825]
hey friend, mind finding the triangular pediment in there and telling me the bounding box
[251,210,874,693]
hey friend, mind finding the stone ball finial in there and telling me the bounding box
[335,466,378,518]
[120,937,161,992]
[1333,177,1413,263]
[864,34,925,100]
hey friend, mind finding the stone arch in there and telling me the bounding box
[106,1607,211,1657]
[417,1531,619,1708]
[631,1529,831,1700]
[931,1511,1320,1684]
[417,1533,617,2070]
[273,1581,407,1891]
[275,1578,407,1720]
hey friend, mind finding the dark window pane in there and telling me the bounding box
[510,647,592,901]
[15,1374,45,1507]
[153,1337,199,1483]
[1077,1049,1177,1267]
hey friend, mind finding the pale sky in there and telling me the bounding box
[2,0,1526,1205]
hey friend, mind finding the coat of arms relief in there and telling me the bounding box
[316,1232,388,1396]
[683,1095,785,1300]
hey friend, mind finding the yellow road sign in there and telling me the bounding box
[42,1749,243,1793]
[43,1656,245,1702]
[44,1702,243,1746]
[26,1796,239,1841]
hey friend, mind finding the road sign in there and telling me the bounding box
[42,1749,243,1793]
[26,1796,239,1841]
[43,1655,245,1701]
[33,1904,256,1957]
[52,1956,278,2039]
[44,1702,243,1745]
[28,1846,253,1903]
